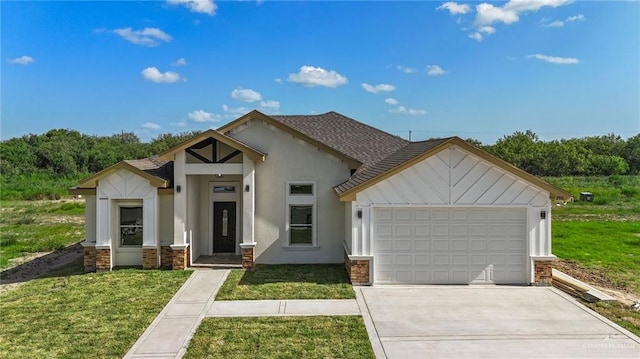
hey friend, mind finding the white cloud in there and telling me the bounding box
[468,32,484,41]
[361,83,396,94]
[231,88,262,103]
[166,0,217,15]
[542,14,585,28]
[389,106,427,116]
[222,104,251,116]
[141,122,161,130]
[437,2,471,15]
[188,110,220,122]
[173,58,187,66]
[396,65,417,74]
[141,67,185,83]
[426,65,447,76]
[474,3,519,25]
[260,100,280,111]
[542,20,565,28]
[478,26,496,35]
[112,27,171,47]
[274,78,283,84]
[474,0,572,26]
[287,66,348,88]
[526,54,579,64]
[566,14,585,23]
[8,55,35,65]
[385,98,399,105]
[170,121,187,127]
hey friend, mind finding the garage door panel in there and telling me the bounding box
[452,239,468,251]
[394,224,411,236]
[433,240,450,251]
[414,239,430,251]
[374,208,527,285]
[414,254,430,265]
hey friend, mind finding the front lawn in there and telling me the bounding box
[184,316,374,359]
[216,264,355,300]
[0,268,191,359]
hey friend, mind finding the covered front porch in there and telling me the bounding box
[157,129,266,269]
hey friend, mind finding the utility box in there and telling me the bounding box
[579,192,594,202]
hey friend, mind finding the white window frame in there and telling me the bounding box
[285,181,317,247]
[117,201,143,248]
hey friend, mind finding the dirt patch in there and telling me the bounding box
[553,259,640,306]
[0,242,84,294]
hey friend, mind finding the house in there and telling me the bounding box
[70,110,571,285]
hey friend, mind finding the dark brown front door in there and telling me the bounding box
[213,202,236,253]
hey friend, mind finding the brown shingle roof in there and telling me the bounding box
[335,138,452,194]
[269,112,408,166]
[124,157,174,185]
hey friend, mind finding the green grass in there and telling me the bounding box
[0,268,192,359]
[552,221,640,293]
[584,302,640,337]
[0,200,85,268]
[216,264,355,300]
[184,316,374,359]
[546,175,640,205]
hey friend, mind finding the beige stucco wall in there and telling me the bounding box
[228,120,351,264]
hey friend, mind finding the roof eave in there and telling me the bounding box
[75,161,169,189]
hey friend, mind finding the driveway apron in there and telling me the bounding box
[358,286,640,359]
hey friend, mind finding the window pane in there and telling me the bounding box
[214,186,236,193]
[120,207,142,226]
[120,207,142,246]
[121,227,143,246]
[290,227,312,244]
[290,184,313,195]
[290,205,312,225]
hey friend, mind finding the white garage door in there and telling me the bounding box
[374,208,527,284]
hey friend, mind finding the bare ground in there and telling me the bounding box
[0,242,83,294]
[553,259,640,306]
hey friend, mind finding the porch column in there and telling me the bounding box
[171,151,189,269]
[82,195,97,272]
[95,192,112,271]
[142,192,159,269]
[240,154,256,268]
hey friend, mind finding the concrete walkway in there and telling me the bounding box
[123,269,229,359]
[123,269,361,359]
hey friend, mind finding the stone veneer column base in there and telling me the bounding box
[241,247,255,269]
[142,247,159,269]
[160,246,173,268]
[344,252,371,285]
[95,248,111,271]
[171,245,189,270]
[83,245,96,272]
[533,260,555,286]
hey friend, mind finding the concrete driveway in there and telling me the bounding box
[357,286,640,359]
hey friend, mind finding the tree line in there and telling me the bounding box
[0,128,638,199]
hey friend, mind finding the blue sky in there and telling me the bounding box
[2,0,639,144]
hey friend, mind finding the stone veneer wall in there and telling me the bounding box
[95,248,111,271]
[143,248,159,269]
[160,246,173,268]
[83,246,96,272]
[344,252,370,285]
[534,260,554,286]
[172,247,188,270]
[241,247,255,269]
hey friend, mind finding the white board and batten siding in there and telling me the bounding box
[351,146,552,285]
[95,169,159,267]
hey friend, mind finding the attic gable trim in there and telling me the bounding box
[219,110,363,169]
[76,161,169,189]
[338,137,572,201]
[157,129,266,162]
